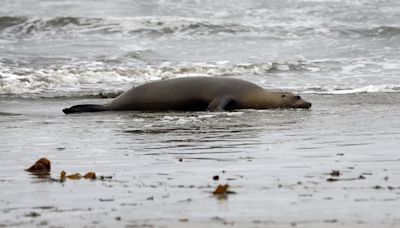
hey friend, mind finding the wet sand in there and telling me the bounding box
[1,93,400,227]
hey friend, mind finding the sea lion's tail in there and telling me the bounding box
[62,104,106,114]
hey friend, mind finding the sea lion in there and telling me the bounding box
[63,77,311,114]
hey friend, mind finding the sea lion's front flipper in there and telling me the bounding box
[207,96,235,111]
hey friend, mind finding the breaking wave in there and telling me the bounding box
[0,60,311,97]
[1,59,399,98]
[2,16,400,40]
[0,16,253,40]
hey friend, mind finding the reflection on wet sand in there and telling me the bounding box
[1,94,400,227]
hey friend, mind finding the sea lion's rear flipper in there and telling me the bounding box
[207,96,235,111]
[62,104,106,114]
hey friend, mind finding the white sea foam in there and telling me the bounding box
[303,85,400,95]
[0,61,315,97]
[1,58,400,97]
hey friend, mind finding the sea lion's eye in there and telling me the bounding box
[281,94,286,98]
[295,95,301,100]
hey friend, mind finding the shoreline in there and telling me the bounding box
[1,93,400,227]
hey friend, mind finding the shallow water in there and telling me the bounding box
[1,0,400,227]
[1,94,400,227]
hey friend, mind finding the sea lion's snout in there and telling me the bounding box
[281,93,312,109]
[303,101,312,109]
[290,100,312,109]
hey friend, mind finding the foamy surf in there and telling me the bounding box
[0,61,309,97]
[1,59,400,97]
[303,85,400,95]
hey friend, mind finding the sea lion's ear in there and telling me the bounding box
[207,96,235,111]
[281,94,286,98]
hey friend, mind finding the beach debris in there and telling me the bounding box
[179,218,189,222]
[326,178,338,182]
[213,184,229,195]
[327,175,366,182]
[24,211,41,217]
[373,185,383,190]
[330,170,341,177]
[213,175,219,181]
[60,171,97,180]
[60,170,81,180]
[384,176,389,181]
[212,184,235,196]
[324,219,338,223]
[371,185,399,190]
[26,158,108,182]
[99,175,113,180]
[84,172,96,179]
[25,157,51,174]
[60,170,66,181]
[66,173,82,180]
[25,157,113,182]
[99,198,114,202]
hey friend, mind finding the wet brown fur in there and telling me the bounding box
[63,77,311,114]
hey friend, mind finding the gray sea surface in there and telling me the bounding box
[1,0,400,227]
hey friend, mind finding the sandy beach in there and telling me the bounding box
[1,93,400,227]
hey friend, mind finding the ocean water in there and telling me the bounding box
[1,0,400,227]
[1,0,400,97]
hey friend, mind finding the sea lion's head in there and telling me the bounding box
[279,92,312,109]
[254,90,312,109]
